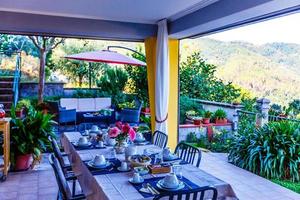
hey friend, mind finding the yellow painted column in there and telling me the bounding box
[144,37,179,150]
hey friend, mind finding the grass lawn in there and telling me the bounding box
[271,179,300,194]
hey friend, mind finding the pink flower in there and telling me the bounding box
[122,123,131,134]
[115,121,123,130]
[128,128,136,141]
[109,127,120,138]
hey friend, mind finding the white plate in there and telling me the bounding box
[156,180,185,191]
[117,167,131,172]
[87,160,111,169]
[129,177,144,184]
[74,142,92,147]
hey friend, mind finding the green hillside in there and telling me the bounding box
[181,38,300,105]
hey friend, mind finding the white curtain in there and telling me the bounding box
[155,19,169,134]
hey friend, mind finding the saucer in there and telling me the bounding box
[163,154,179,161]
[87,160,111,169]
[128,177,144,184]
[74,142,92,147]
[117,166,131,172]
[157,180,184,191]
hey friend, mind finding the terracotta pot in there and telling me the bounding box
[16,108,25,118]
[193,119,201,125]
[215,118,228,124]
[15,154,32,171]
[142,107,150,113]
[203,118,210,124]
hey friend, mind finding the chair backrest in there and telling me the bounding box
[51,138,68,170]
[59,109,77,124]
[175,142,202,167]
[49,154,72,200]
[153,186,218,200]
[153,131,168,148]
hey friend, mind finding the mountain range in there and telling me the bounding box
[180,38,300,105]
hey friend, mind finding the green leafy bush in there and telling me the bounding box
[179,96,203,124]
[214,109,227,119]
[229,121,300,181]
[186,132,198,143]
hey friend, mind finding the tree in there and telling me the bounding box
[28,36,64,103]
[50,39,105,87]
[180,52,241,103]
[124,46,149,105]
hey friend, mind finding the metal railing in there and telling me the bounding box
[268,115,300,123]
[12,52,21,106]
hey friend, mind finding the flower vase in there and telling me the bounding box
[115,140,127,154]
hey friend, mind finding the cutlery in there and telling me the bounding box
[142,183,154,195]
[147,183,160,195]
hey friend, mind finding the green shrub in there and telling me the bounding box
[229,121,300,181]
[204,111,213,118]
[186,132,198,143]
[214,109,227,119]
[179,96,203,124]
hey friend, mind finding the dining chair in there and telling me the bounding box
[174,142,202,167]
[153,130,168,148]
[49,154,85,200]
[153,186,218,200]
[50,137,78,196]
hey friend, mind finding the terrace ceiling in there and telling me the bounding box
[0,0,300,41]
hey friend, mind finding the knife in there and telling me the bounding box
[147,183,160,195]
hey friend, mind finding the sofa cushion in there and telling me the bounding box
[60,98,78,110]
[95,98,111,110]
[77,98,96,112]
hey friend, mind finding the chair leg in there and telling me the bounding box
[72,179,76,196]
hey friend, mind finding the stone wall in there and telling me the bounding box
[20,82,65,98]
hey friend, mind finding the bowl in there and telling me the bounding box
[129,155,151,167]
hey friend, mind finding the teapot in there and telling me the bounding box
[125,145,137,161]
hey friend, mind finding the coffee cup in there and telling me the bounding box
[98,141,104,147]
[84,130,89,135]
[132,172,141,183]
[120,161,128,170]
[135,132,144,141]
[162,173,179,189]
[78,137,88,145]
[91,125,99,132]
[93,154,106,166]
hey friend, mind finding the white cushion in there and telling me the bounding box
[60,98,78,110]
[95,98,111,110]
[77,98,96,112]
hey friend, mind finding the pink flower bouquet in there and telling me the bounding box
[109,121,136,145]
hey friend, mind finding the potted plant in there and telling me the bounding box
[214,109,227,124]
[10,107,56,171]
[203,111,212,124]
[15,99,32,118]
[192,116,202,125]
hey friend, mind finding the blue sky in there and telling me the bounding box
[206,12,300,45]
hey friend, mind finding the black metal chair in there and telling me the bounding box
[153,130,168,148]
[174,142,202,167]
[49,154,85,200]
[50,137,77,196]
[153,186,218,200]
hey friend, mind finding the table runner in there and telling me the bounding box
[61,132,238,200]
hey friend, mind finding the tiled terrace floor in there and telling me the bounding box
[1,152,299,200]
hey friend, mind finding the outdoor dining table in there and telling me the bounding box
[61,132,238,200]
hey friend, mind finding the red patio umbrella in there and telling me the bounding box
[65,50,146,66]
[64,49,146,88]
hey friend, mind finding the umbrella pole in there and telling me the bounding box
[89,62,92,89]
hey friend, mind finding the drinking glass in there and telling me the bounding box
[172,165,183,179]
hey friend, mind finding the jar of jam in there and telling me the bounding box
[0,104,5,118]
